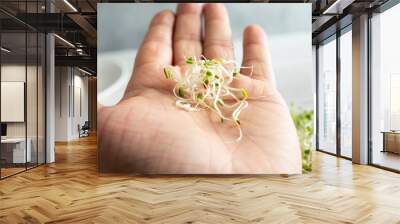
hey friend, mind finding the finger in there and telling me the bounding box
[231,75,271,98]
[203,3,234,60]
[125,10,175,96]
[241,25,275,86]
[134,10,175,68]
[173,3,203,66]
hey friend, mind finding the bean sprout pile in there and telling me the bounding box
[164,56,252,142]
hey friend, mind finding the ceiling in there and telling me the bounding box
[311,0,391,43]
[0,0,394,73]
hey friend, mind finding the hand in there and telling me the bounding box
[98,3,301,174]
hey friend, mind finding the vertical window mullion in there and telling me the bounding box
[336,29,341,157]
[25,0,28,171]
[367,11,373,165]
[316,45,320,150]
[36,0,39,167]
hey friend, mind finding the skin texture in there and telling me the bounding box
[98,3,301,174]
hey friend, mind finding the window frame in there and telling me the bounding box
[315,23,353,160]
[367,1,400,173]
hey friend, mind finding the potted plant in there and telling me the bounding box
[290,105,314,172]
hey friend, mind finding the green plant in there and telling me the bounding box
[290,104,314,172]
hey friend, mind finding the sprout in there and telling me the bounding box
[233,68,240,77]
[164,67,173,80]
[164,56,250,142]
[240,88,249,99]
[178,87,185,98]
[186,57,194,64]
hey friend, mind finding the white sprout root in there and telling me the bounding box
[164,56,253,142]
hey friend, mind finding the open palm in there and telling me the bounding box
[98,3,301,174]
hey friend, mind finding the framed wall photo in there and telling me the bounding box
[97,3,312,174]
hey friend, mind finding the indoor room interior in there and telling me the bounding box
[0,0,400,223]
[0,0,97,178]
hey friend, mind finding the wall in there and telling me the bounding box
[1,65,42,138]
[1,65,25,138]
[72,72,89,138]
[88,77,97,131]
[352,14,369,164]
[54,66,69,141]
[1,63,45,165]
[55,67,89,141]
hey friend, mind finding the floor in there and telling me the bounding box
[0,167,25,178]
[372,150,400,171]
[1,163,43,178]
[0,135,400,223]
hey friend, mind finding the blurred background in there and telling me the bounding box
[97,3,313,109]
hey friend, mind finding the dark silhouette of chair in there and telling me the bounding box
[79,121,90,138]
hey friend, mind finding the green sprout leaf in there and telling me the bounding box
[164,67,173,80]
[233,68,240,77]
[186,57,194,64]
[240,88,249,99]
[178,87,185,98]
